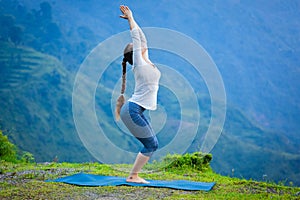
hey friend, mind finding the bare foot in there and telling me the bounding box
[126,175,149,184]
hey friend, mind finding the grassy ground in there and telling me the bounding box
[0,161,299,200]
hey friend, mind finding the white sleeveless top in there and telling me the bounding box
[128,26,161,110]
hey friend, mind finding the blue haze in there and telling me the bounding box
[12,0,300,184]
[29,0,300,136]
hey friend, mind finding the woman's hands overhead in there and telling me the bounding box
[119,5,133,20]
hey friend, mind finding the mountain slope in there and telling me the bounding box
[1,0,299,187]
[0,41,93,162]
[0,40,299,185]
[210,107,300,186]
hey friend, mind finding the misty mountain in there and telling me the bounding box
[1,0,299,186]
[22,0,300,137]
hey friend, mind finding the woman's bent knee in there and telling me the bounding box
[140,136,158,156]
[152,139,159,152]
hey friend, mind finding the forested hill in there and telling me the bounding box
[0,0,300,186]
[0,1,95,162]
[0,41,94,162]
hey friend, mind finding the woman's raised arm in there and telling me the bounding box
[120,5,147,66]
[120,5,137,30]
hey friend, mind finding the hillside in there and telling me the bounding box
[0,41,93,162]
[1,41,299,186]
[1,0,300,188]
[210,107,300,186]
[0,160,299,199]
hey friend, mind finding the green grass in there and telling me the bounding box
[0,161,299,200]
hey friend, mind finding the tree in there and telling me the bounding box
[39,1,52,22]
[0,130,17,162]
[0,14,15,41]
[9,25,24,45]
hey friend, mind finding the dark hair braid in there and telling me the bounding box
[115,58,127,120]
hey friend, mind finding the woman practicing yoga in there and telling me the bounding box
[115,5,161,184]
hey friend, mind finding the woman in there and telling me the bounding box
[115,5,161,184]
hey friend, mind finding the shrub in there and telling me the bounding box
[21,152,35,163]
[163,152,212,171]
[0,130,17,162]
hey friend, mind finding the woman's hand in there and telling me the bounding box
[119,5,133,20]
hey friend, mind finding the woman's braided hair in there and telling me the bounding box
[115,43,133,120]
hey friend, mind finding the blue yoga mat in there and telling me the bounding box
[47,173,215,191]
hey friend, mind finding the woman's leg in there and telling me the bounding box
[127,152,150,183]
[120,102,158,183]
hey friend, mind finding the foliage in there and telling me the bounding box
[0,0,97,70]
[162,152,212,171]
[0,130,17,162]
[20,152,35,163]
[0,1,61,54]
[0,130,35,163]
[0,40,94,163]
